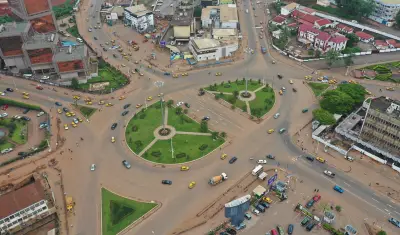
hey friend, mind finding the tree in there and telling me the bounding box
[175,107,183,115]
[71,78,79,89]
[335,0,376,20]
[134,140,143,151]
[346,33,359,47]
[325,50,341,67]
[396,11,400,27]
[166,100,174,108]
[0,16,14,24]
[233,90,239,98]
[200,121,208,133]
[335,205,342,212]
[320,90,355,114]
[337,83,367,104]
[220,132,227,138]
[312,108,336,125]
[377,231,387,235]
[211,132,219,139]
[343,54,354,66]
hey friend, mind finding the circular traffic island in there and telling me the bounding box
[125,101,225,164]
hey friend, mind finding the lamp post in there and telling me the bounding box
[154,81,165,130]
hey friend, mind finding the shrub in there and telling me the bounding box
[139,113,146,119]
[199,144,208,151]
[375,73,392,81]
[335,205,342,212]
[175,153,187,158]
[224,84,231,88]
[0,98,41,110]
[183,109,188,114]
[262,87,271,92]
[151,151,162,157]
[131,125,138,132]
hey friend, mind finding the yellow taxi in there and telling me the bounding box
[263,197,272,204]
[98,100,105,105]
[22,92,29,96]
[124,56,130,61]
[349,80,357,84]
[316,157,326,163]
[146,96,153,101]
[73,95,80,100]
[268,129,275,134]
[57,108,62,114]
[148,65,152,69]
[86,101,92,105]
[121,52,127,56]
[70,112,75,116]
[172,74,179,78]
[66,112,72,117]
[181,72,188,76]
[23,95,29,99]
[289,80,294,84]
[328,79,337,84]
[279,90,283,95]
[118,48,123,52]
[136,104,142,108]
[221,153,228,160]
[111,136,115,143]
[188,181,196,189]
[121,64,126,67]
[180,166,190,171]
[366,90,372,95]
[77,117,83,122]
[386,87,395,91]
[106,103,113,107]
[317,77,323,81]
[119,96,126,100]
[64,124,69,130]
[158,93,163,97]
[215,72,222,76]
[71,122,77,128]
[304,75,312,80]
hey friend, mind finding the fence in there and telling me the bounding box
[311,135,348,155]
[194,59,234,68]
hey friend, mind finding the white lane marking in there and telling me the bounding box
[395,211,400,215]
[384,209,390,214]
[372,198,379,203]
[387,204,393,208]
[343,182,351,187]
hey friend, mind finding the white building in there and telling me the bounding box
[316,0,330,7]
[280,2,298,16]
[369,0,400,26]
[201,4,238,29]
[124,4,154,32]
[212,28,237,40]
[189,38,238,61]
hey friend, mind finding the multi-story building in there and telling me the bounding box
[369,0,400,26]
[124,4,154,32]
[359,96,400,158]
[189,38,238,61]
[201,4,238,29]
[297,24,348,52]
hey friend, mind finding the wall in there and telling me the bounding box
[220,22,237,29]
[392,164,400,174]
[352,145,387,164]
[312,135,348,155]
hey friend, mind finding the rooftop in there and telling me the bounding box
[172,9,193,26]
[386,39,397,45]
[111,6,125,16]
[377,0,400,5]
[355,31,374,40]
[0,180,46,220]
[193,38,220,50]
[0,22,30,36]
[125,4,151,17]
[54,44,86,62]
[374,40,388,46]
[370,96,400,119]
[329,35,348,43]
[298,6,316,14]
[273,15,286,23]
[283,2,298,11]
[220,4,238,22]
[316,18,331,26]
[336,23,353,32]
[213,28,237,37]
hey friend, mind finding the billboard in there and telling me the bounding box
[224,194,251,226]
[24,0,50,15]
[57,60,84,72]
[268,174,278,186]
[30,14,56,33]
[0,36,24,56]
[27,48,53,64]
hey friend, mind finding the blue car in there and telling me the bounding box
[55,102,62,106]
[229,156,238,164]
[164,72,171,76]
[333,185,344,193]
[388,218,400,228]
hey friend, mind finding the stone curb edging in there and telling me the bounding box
[100,187,162,235]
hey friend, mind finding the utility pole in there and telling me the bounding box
[154,81,165,130]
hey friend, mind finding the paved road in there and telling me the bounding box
[1,0,399,234]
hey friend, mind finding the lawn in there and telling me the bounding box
[78,105,97,118]
[167,107,201,132]
[0,119,28,145]
[312,5,357,20]
[0,142,14,151]
[102,188,157,235]
[53,0,73,19]
[78,68,129,91]
[205,80,264,93]
[249,86,275,118]
[143,135,224,164]
[66,24,80,38]
[125,104,163,153]
[308,82,330,97]
[216,94,247,112]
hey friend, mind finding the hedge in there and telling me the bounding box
[0,98,42,111]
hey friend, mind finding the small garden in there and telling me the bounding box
[53,0,74,20]
[66,24,80,38]
[362,62,400,82]
[204,78,264,93]
[308,82,330,97]
[78,105,97,118]
[102,188,157,235]
[249,86,275,118]
[125,101,225,164]
[0,118,28,151]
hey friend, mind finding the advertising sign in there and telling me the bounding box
[268,174,278,186]
[160,41,166,47]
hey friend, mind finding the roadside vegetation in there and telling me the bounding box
[249,86,275,118]
[78,105,97,118]
[0,98,42,111]
[66,24,80,38]
[53,0,74,19]
[308,82,330,97]
[361,62,400,83]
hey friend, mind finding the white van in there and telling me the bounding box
[77,38,83,43]
[23,74,32,79]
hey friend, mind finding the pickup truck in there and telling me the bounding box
[324,170,335,178]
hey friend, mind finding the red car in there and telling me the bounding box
[313,194,321,202]
[2,104,8,110]
[36,85,43,90]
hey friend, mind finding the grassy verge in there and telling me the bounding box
[125,103,163,154]
[204,79,264,93]
[0,98,41,110]
[53,0,73,20]
[167,107,201,132]
[249,86,275,118]
[78,105,97,118]
[143,135,224,164]
[216,94,247,112]
[66,24,80,38]
[0,119,28,145]
[308,82,330,97]
[0,142,14,151]
[102,188,157,235]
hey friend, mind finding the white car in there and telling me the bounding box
[88,28,92,32]
[1,148,13,154]
[90,164,96,171]
[258,159,267,164]
[13,115,22,119]
[252,209,260,215]
[281,87,286,91]
[1,92,5,96]
[73,118,79,124]
[0,113,8,118]
[176,101,184,106]
[37,111,45,117]
[42,75,50,80]
[39,123,48,129]
[274,113,280,119]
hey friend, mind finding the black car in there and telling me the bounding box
[202,116,210,121]
[198,90,205,96]
[122,160,131,169]
[184,103,190,108]
[113,54,117,58]
[18,152,28,156]
[277,74,283,79]
[266,154,275,159]
[55,102,62,106]
[161,180,172,185]
[63,107,69,112]
[22,109,30,114]
[103,47,107,51]
[259,201,270,209]
[306,222,316,231]
[6,88,13,92]
[111,123,118,130]
[305,155,314,162]
[123,104,131,109]
[225,228,236,235]
[229,156,238,164]
[21,116,31,121]
[121,111,129,116]
[94,36,98,40]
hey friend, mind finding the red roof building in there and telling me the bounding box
[271,15,287,25]
[297,6,316,15]
[385,39,397,48]
[336,24,354,34]
[373,40,389,50]
[355,31,374,42]
[301,14,321,24]
[291,9,306,19]
[314,18,332,29]
[298,24,348,52]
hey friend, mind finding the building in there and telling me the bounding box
[124,4,154,32]
[281,2,298,16]
[212,28,237,40]
[200,0,213,7]
[0,180,54,234]
[314,18,332,29]
[316,0,330,7]
[201,4,238,29]
[297,5,316,15]
[369,0,400,26]
[224,195,251,227]
[386,39,399,48]
[171,0,195,41]
[336,24,354,34]
[271,15,287,26]
[373,40,389,49]
[0,0,10,16]
[272,29,282,39]
[298,24,348,52]
[189,38,238,61]
[355,31,374,43]
[54,45,88,80]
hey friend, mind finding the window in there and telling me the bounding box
[42,206,47,210]
[9,215,14,219]
[40,201,45,205]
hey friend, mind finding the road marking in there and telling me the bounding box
[372,198,379,203]
[343,182,351,187]
[387,204,393,208]
[384,209,390,214]
[395,211,400,215]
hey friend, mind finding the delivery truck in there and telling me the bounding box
[209,173,228,185]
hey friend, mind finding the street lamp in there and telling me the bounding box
[154,81,165,130]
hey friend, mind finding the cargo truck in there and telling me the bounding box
[209,173,228,185]
[252,165,263,176]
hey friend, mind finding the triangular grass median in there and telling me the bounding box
[102,188,157,235]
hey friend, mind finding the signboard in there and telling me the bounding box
[89,82,109,91]
[160,41,166,47]
[267,174,278,186]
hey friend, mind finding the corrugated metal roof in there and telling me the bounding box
[225,195,251,208]
[173,26,190,38]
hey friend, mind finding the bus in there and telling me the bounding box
[252,165,263,176]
